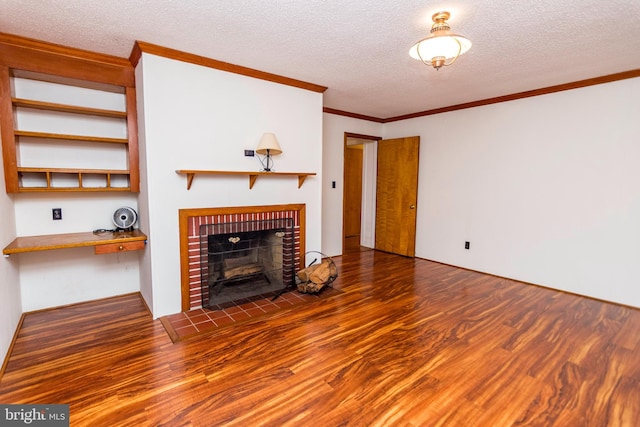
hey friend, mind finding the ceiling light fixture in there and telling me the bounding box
[409,11,472,70]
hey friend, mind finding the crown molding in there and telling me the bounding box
[322,107,385,123]
[324,69,640,124]
[130,41,327,94]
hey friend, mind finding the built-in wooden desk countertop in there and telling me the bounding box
[2,229,147,256]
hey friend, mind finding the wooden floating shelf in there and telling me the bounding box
[3,229,147,256]
[12,98,128,118]
[14,130,129,144]
[175,170,316,190]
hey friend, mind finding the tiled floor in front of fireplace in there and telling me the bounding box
[160,289,337,342]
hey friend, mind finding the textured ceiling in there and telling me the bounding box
[2,0,639,119]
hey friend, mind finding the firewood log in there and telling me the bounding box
[297,263,321,282]
[224,255,255,269]
[297,281,325,294]
[309,259,336,284]
[296,258,337,293]
[223,263,263,279]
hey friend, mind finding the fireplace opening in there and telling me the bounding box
[200,219,295,308]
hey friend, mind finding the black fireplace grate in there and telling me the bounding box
[199,219,295,308]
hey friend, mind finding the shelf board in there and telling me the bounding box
[3,229,147,255]
[14,130,129,144]
[175,170,316,190]
[12,98,127,118]
[16,187,132,193]
[17,167,130,192]
[18,167,129,174]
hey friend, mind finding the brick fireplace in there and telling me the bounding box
[179,204,306,311]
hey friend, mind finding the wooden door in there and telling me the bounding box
[375,136,420,257]
[343,145,363,252]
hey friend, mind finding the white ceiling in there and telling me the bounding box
[2,0,639,119]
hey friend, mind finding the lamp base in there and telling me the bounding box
[261,152,274,172]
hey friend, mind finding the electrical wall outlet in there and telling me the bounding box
[52,208,62,220]
[244,149,255,157]
[464,241,470,250]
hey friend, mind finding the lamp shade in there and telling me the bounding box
[256,133,282,155]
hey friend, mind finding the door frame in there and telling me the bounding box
[342,132,380,253]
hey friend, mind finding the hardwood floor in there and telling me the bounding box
[1,250,639,426]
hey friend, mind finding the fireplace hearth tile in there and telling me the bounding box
[208,310,232,321]
[244,306,267,317]
[212,315,234,327]
[226,310,251,322]
[174,324,198,336]
[222,305,244,315]
[190,313,211,324]
[160,287,342,343]
[169,317,192,329]
[252,299,275,308]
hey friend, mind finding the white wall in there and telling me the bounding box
[322,114,383,256]
[13,192,140,312]
[0,133,21,369]
[360,142,378,248]
[382,77,640,308]
[134,58,154,313]
[136,53,323,318]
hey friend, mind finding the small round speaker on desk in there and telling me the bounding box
[112,207,138,231]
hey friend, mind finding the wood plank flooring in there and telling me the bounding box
[1,249,639,426]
